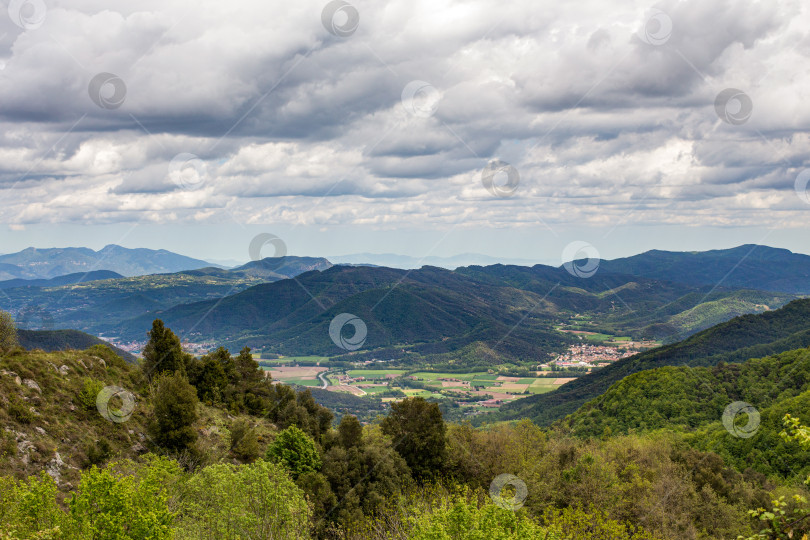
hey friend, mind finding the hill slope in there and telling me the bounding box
[491,298,810,426]
[17,329,137,362]
[600,244,810,294]
[562,346,810,438]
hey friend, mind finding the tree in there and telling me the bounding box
[380,397,447,481]
[0,310,18,353]
[148,371,199,454]
[67,457,178,540]
[235,347,263,387]
[142,320,187,379]
[338,415,363,449]
[266,425,322,479]
[175,460,310,540]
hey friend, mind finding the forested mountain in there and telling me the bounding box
[0,257,334,336]
[493,298,810,426]
[0,245,213,279]
[562,346,810,438]
[600,244,810,294]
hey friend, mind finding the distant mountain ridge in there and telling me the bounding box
[0,245,214,280]
[0,270,123,290]
[0,256,334,336]
[600,244,810,294]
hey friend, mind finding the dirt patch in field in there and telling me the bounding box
[499,384,529,393]
[441,381,470,388]
[496,376,521,382]
[553,378,577,385]
[327,385,366,396]
[267,366,327,380]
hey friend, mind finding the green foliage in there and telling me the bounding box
[85,439,112,468]
[7,395,33,424]
[77,378,105,410]
[174,460,310,540]
[67,457,179,539]
[266,425,322,479]
[542,505,656,539]
[407,493,549,539]
[563,348,810,438]
[381,397,447,481]
[227,419,261,462]
[0,311,18,354]
[148,371,199,454]
[0,457,179,540]
[142,319,187,378]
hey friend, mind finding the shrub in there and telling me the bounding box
[266,425,322,479]
[175,460,310,539]
[228,420,261,462]
[7,396,33,425]
[77,379,105,411]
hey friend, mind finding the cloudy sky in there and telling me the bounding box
[0,0,808,264]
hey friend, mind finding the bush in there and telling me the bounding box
[266,425,322,479]
[7,396,33,424]
[175,460,310,539]
[148,372,199,454]
[85,439,112,468]
[0,311,18,354]
[228,420,261,462]
[77,379,105,411]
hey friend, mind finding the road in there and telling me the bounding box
[317,371,330,389]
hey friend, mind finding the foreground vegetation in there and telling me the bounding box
[2,315,810,538]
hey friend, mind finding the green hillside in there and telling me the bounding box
[562,347,810,439]
[17,329,137,362]
[492,298,810,426]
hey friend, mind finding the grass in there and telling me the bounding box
[527,386,556,394]
[410,372,484,381]
[282,378,321,386]
[584,333,613,341]
[347,369,406,378]
[282,356,330,363]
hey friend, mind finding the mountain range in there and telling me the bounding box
[600,244,810,294]
[0,243,807,368]
[0,245,214,280]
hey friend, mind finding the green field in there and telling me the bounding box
[527,385,556,394]
[358,386,391,394]
[410,372,485,381]
[347,369,406,377]
[283,378,322,387]
[584,333,614,341]
[280,356,330,363]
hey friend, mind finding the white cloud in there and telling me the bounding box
[0,0,807,235]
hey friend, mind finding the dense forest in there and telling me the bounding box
[2,314,810,538]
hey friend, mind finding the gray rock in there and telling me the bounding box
[58,365,70,376]
[46,452,65,483]
[23,379,42,393]
[34,426,46,435]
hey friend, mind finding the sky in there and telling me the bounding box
[0,0,808,265]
